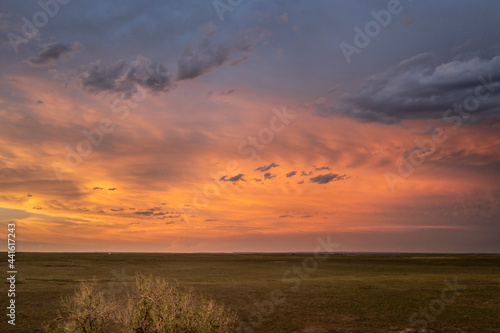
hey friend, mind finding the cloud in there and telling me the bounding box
[310,173,347,184]
[329,52,500,124]
[220,173,245,182]
[0,13,9,32]
[27,42,82,66]
[80,56,173,97]
[93,187,104,190]
[286,171,297,178]
[176,26,251,81]
[314,166,330,171]
[300,171,312,176]
[220,89,235,95]
[276,12,289,24]
[134,211,153,216]
[412,125,442,137]
[255,163,279,172]
[108,188,117,191]
[263,172,275,180]
[206,88,236,100]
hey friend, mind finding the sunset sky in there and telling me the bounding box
[1,0,499,253]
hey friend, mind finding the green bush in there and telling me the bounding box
[45,274,237,333]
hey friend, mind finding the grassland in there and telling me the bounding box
[2,253,500,332]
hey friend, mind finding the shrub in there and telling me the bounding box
[43,280,116,333]
[45,274,237,333]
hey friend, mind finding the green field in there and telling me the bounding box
[3,253,500,332]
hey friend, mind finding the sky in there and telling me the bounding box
[0,0,499,253]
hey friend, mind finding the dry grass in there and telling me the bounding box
[44,274,237,333]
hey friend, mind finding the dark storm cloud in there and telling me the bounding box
[255,163,279,172]
[286,171,297,178]
[310,173,347,184]
[176,26,252,81]
[27,42,82,66]
[80,56,173,97]
[330,53,500,124]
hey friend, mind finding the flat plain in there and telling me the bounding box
[3,253,500,332]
